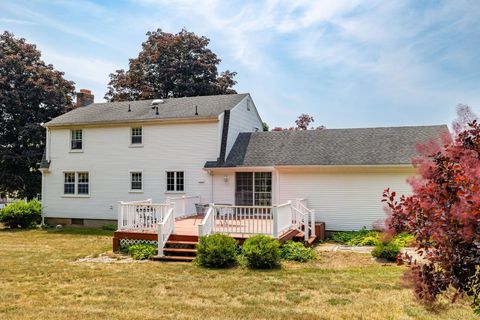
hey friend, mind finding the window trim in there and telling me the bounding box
[165,170,185,193]
[129,170,143,193]
[70,129,83,151]
[62,171,90,198]
[235,171,272,206]
[130,127,143,147]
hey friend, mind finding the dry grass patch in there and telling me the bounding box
[0,229,475,320]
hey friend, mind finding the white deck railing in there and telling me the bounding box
[275,201,293,236]
[157,207,175,256]
[211,204,275,236]
[293,199,316,241]
[198,206,214,237]
[117,200,173,231]
[166,195,201,218]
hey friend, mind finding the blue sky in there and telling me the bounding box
[1,0,479,129]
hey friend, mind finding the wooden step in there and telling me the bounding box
[165,240,198,246]
[163,248,197,253]
[151,255,195,262]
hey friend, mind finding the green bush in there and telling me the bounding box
[280,241,317,262]
[0,200,41,228]
[391,232,415,247]
[371,242,400,261]
[242,235,280,269]
[330,227,381,246]
[128,244,156,260]
[101,223,117,231]
[196,234,238,268]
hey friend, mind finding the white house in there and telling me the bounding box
[40,91,447,233]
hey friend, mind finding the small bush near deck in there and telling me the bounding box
[371,242,400,261]
[101,224,117,231]
[0,200,41,228]
[127,244,156,260]
[280,241,317,262]
[196,234,238,268]
[242,235,280,269]
[330,227,380,245]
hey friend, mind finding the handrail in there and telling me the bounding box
[166,195,201,218]
[117,201,172,231]
[198,206,214,237]
[157,208,175,257]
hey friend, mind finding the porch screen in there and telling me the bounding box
[235,172,272,206]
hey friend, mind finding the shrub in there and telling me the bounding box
[242,235,280,269]
[330,227,380,246]
[371,242,400,261]
[391,232,415,247]
[101,223,117,231]
[196,234,238,268]
[0,200,41,228]
[128,244,156,260]
[280,241,316,262]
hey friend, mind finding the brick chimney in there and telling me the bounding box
[76,89,94,108]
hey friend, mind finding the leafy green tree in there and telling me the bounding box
[0,31,75,198]
[105,28,237,101]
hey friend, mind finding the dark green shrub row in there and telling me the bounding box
[0,200,42,228]
[196,235,317,268]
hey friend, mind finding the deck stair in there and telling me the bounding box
[151,235,198,262]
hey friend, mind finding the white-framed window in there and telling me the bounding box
[130,171,143,191]
[131,127,142,145]
[166,171,184,192]
[77,172,89,195]
[63,171,89,196]
[64,172,76,194]
[71,129,83,150]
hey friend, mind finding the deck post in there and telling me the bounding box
[310,209,316,237]
[157,222,164,257]
[272,206,279,238]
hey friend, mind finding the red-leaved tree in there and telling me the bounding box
[382,105,480,313]
[271,114,325,131]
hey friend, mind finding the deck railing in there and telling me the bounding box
[201,202,295,238]
[293,199,316,241]
[198,206,214,237]
[117,200,173,231]
[157,207,175,256]
[166,195,201,218]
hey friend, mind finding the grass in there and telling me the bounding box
[0,229,475,320]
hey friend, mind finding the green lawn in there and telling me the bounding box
[0,228,474,320]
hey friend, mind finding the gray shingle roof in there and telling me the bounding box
[45,94,249,126]
[205,125,449,168]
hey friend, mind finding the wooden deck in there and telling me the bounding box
[113,215,325,252]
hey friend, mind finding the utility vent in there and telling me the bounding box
[151,99,164,105]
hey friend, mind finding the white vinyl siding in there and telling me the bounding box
[278,171,413,231]
[43,122,219,220]
[225,96,263,158]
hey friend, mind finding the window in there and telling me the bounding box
[63,172,89,196]
[131,127,142,145]
[71,129,83,150]
[77,172,89,195]
[64,172,75,194]
[235,172,272,206]
[131,172,142,191]
[166,171,184,192]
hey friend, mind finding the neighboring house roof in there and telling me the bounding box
[45,93,249,127]
[205,125,449,168]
